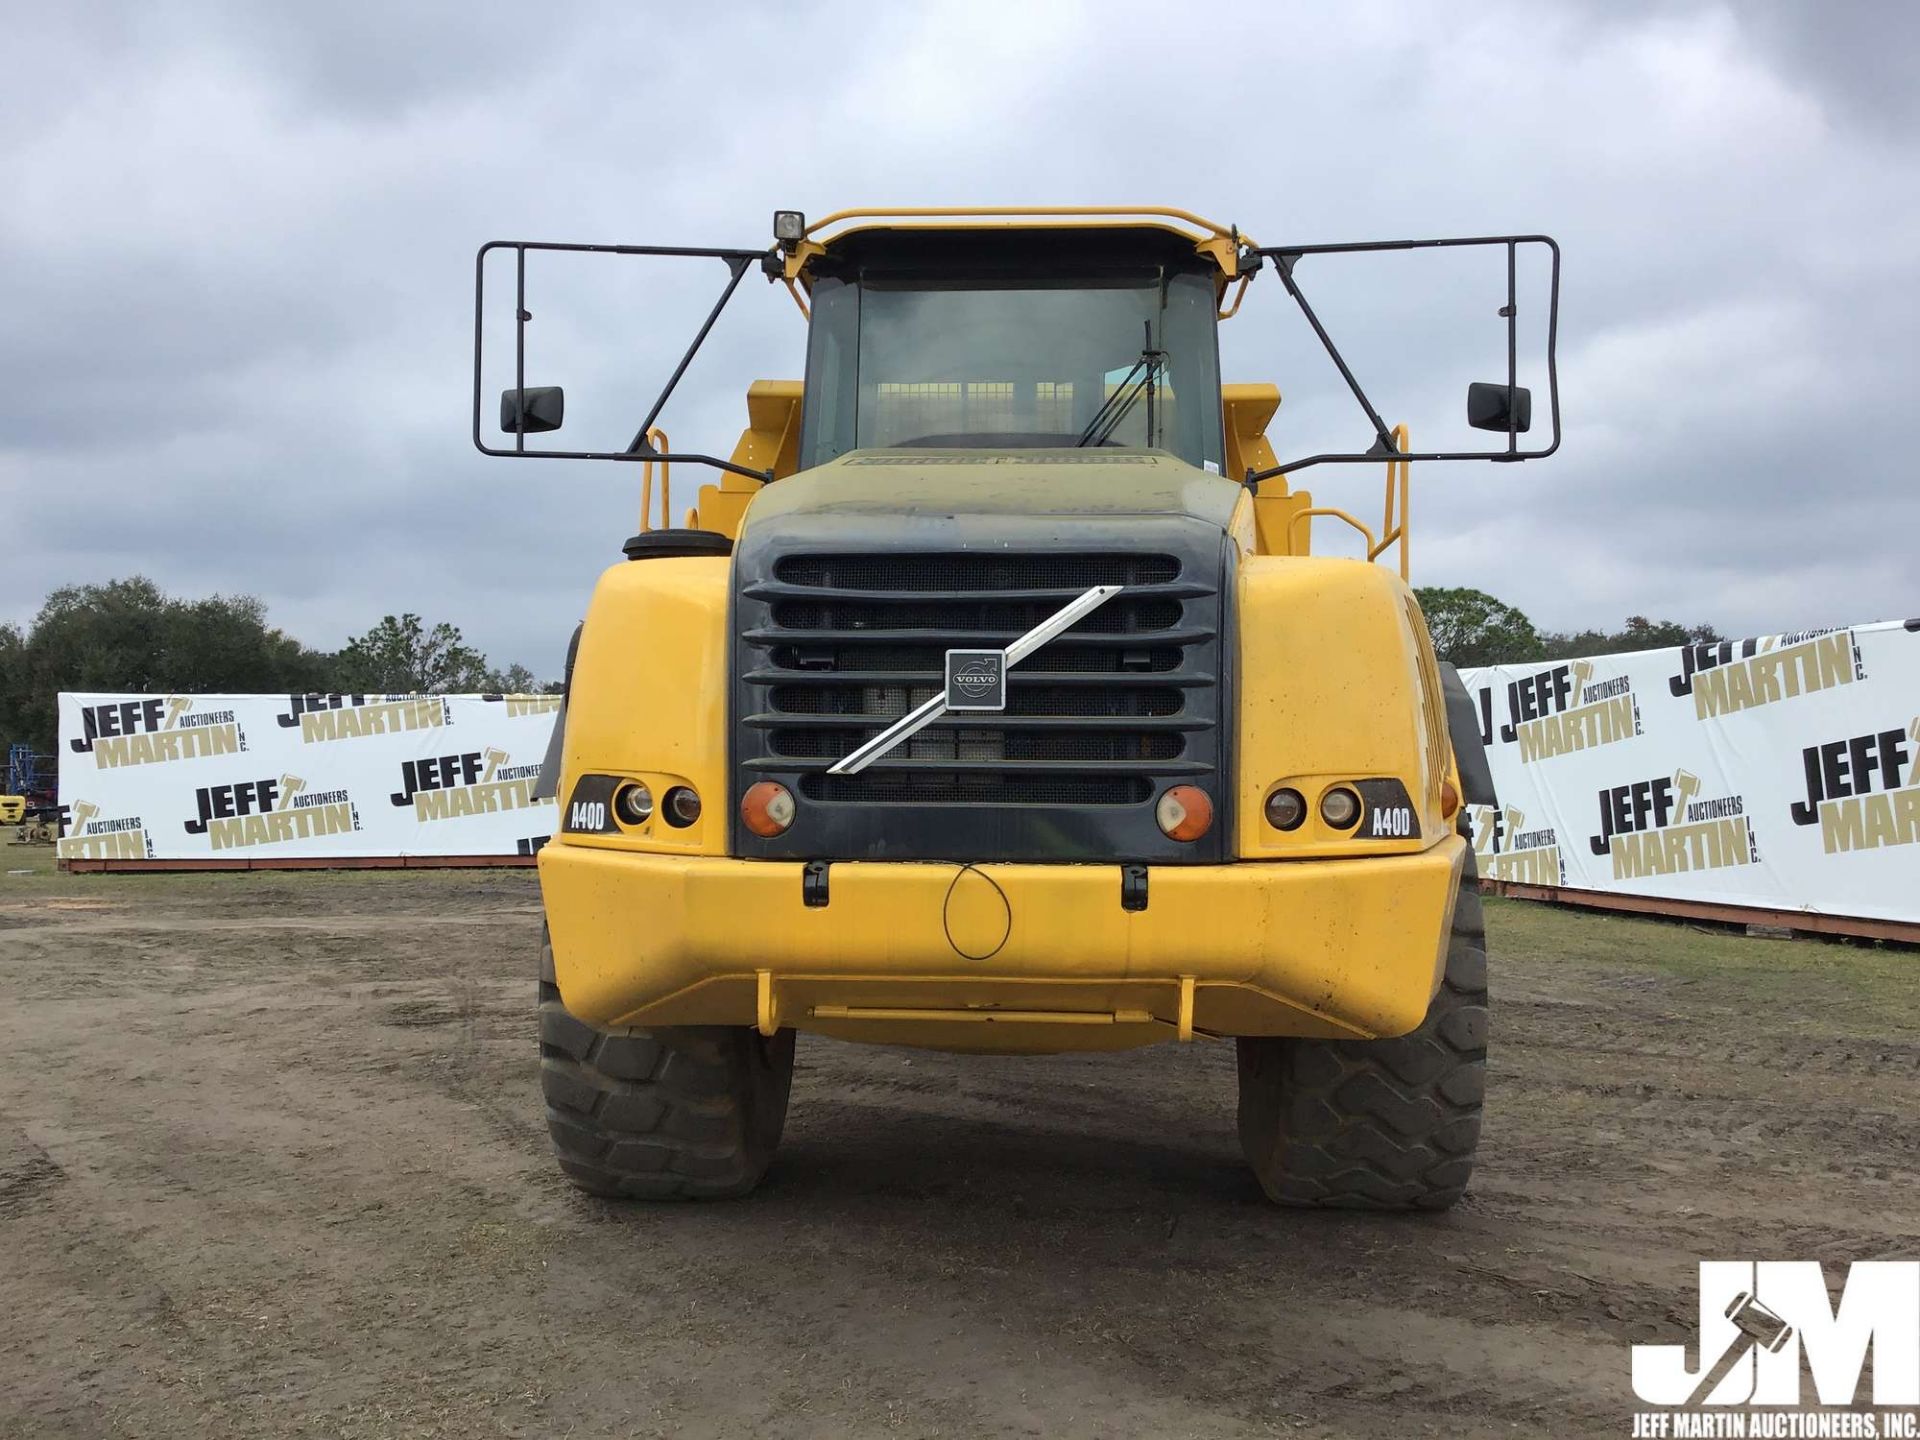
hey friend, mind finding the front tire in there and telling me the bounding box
[538,936,795,1200]
[1235,846,1488,1210]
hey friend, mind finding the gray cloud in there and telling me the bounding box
[4,0,1913,677]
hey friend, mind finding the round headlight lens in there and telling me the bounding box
[1264,787,1306,831]
[1320,786,1363,830]
[664,785,702,827]
[613,782,654,826]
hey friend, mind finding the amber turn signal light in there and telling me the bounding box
[741,781,796,838]
[1155,785,1214,842]
[1440,780,1460,820]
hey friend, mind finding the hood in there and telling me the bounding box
[738,449,1244,545]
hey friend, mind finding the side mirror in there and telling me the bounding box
[1467,381,1532,434]
[500,385,565,434]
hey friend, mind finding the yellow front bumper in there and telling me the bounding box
[538,836,1466,1052]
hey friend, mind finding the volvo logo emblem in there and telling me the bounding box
[946,650,1006,711]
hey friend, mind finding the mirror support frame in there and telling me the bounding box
[472,240,778,483]
[1239,234,1561,486]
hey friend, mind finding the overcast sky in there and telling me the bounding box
[5,0,1914,678]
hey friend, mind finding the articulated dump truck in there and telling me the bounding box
[473,207,1561,1208]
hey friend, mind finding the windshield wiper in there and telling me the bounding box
[1076,322,1166,448]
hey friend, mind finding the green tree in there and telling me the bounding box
[1412,586,1548,667]
[0,577,338,753]
[336,613,498,693]
[1539,616,1722,660]
[491,663,539,694]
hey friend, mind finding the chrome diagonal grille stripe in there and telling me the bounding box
[825,583,1124,776]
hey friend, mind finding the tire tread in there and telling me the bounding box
[537,938,793,1201]
[1236,844,1489,1211]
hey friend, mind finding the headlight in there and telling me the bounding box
[664,786,702,827]
[613,782,654,826]
[1320,786,1362,830]
[1263,787,1306,831]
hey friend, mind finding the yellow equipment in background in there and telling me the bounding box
[476,206,1560,1207]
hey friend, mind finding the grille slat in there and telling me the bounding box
[766,683,1184,716]
[777,553,1180,591]
[770,597,1185,633]
[801,773,1154,805]
[767,729,1186,761]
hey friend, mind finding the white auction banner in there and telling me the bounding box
[56,692,561,861]
[1459,620,1920,924]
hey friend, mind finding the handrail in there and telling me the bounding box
[804,205,1245,243]
[638,428,670,533]
[1287,425,1413,577]
[1217,272,1252,321]
[1289,506,1376,556]
[795,206,1252,279]
[1373,424,1411,580]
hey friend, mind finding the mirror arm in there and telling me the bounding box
[1268,250,1400,459]
[623,254,756,453]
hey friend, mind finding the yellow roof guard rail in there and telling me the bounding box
[785,206,1255,283]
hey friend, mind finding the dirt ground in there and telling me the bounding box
[0,851,1915,1439]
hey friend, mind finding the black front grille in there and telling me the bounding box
[734,541,1227,862]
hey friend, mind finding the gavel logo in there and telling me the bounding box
[279,775,305,810]
[1570,661,1594,703]
[483,748,509,783]
[1671,769,1701,825]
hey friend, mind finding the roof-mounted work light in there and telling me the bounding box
[773,210,806,251]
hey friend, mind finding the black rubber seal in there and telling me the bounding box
[622,529,733,561]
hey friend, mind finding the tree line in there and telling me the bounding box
[1412,587,1721,669]
[0,577,555,754]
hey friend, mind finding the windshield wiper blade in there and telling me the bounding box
[1076,323,1166,448]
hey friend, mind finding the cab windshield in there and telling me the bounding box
[799,268,1224,471]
